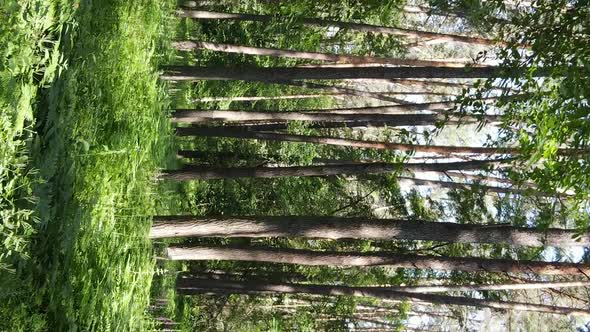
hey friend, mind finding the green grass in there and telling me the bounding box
[1,0,175,330]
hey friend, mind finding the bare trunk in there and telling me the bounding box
[398,176,564,197]
[171,109,499,123]
[192,94,340,102]
[176,277,590,316]
[166,246,590,276]
[173,41,475,67]
[178,120,430,133]
[179,100,463,116]
[390,78,517,93]
[176,127,544,155]
[161,65,540,81]
[160,159,509,181]
[191,91,454,103]
[273,80,417,103]
[176,10,502,46]
[149,215,588,247]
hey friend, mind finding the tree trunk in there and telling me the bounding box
[176,277,590,316]
[171,109,499,123]
[191,91,453,103]
[390,280,590,293]
[176,127,538,155]
[172,41,475,68]
[176,10,502,46]
[161,65,541,81]
[149,215,588,247]
[192,94,340,102]
[397,176,563,197]
[160,159,509,181]
[166,246,590,276]
[273,80,418,103]
[390,78,517,93]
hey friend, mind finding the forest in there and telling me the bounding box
[1,0,590,331]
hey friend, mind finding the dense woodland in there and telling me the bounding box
[1,0,589,331]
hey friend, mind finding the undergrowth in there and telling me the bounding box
[1,0,175,330]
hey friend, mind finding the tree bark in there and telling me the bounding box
[176,277,590,316]
[176,10,502,46]
[161,65,540,81]
[390,78,517,93]
[271,80,418,103]
[176,127,534,155]
[191,91,453,103]
[171,109,499,123]
[166,246,590,276]
[160,159,509,181]
[172,41,475,68]
[397,176,564,197]
[149,215,588,247]
[390,280,590,293]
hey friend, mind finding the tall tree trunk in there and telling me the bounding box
[191,91,453,103]
[171,109,499,123]
[397,176,563,197]
[390,78,518,93]
[160,159,509,181]
[176,277,590,316]
[388,280,590,293]
[176,121,384,133]
[192,94,340,102]
[177,127,562,156]
[149,215,588,247]
[273,80,417,103]
[172,41,475,68]
[183,100,464,116]
[161,65,543,81]
[176,10,502,46]
[166,246,590,276]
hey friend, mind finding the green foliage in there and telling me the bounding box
[1,0,177,330]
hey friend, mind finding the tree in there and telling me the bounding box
[176,277,590,316]
[177,127,585,157]
[161,159,509,180]
[176,9,502,46]
[166,246,590,276]
[171,109,498,123]
[172,41,475,67]
[161,65,546,81]
[149,215,589,247]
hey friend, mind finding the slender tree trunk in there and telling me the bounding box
[181,100,464,116]
[273,80,416,103]
[166,246,590,276]
[171,109,499,123]
[179,116,477,131]
[176,122,360,133]
[176,127,544,155]
[161,65,542,81]
[172,41,475,68]
[176,277,590,316]
[192,91,455,103]
[149,215,588,247]
[445,171,515,185]
[397,176,562,197]
[390,78,517,93]
[192,94,341,102]
[160,159,509,181]
[390,280,590,293]
[176,10,502,46]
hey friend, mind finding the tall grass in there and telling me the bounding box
[1,0,175,330]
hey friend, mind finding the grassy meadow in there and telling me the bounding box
[1,0,175,330]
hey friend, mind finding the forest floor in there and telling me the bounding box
[0,1,176,330]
